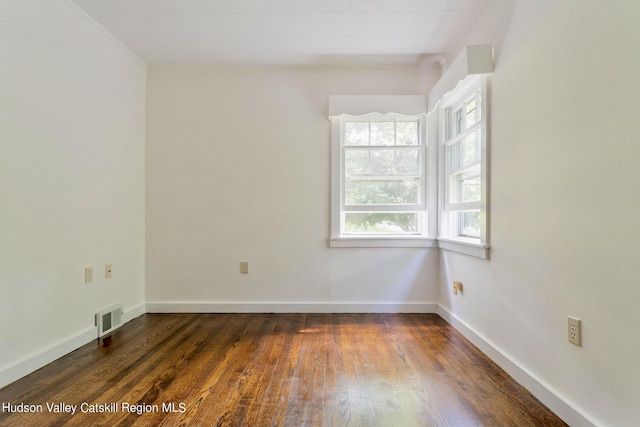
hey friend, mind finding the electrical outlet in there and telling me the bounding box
[85,267,93,284]
[240,261,249,274]
[105,264,112,279]
[568,316,581,346]
[453,281,463,295]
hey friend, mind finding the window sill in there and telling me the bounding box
[330,236,437,248]
[329,236,490,259]
[437,238,489,259]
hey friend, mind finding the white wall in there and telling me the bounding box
[0,0,146,386]
[146,65,439,312]
[437,1,640,426]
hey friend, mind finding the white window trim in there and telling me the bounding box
[437,238,489,258]
[330,236,438,248]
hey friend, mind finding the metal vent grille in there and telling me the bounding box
[96,304,123,338]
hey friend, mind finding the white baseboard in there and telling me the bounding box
[0,303,147,390]
[145,301,439,313]
[123,303,146,323]
[436,305,599,427]
[0,326,97,389]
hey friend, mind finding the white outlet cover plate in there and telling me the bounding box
[568,316,581,346]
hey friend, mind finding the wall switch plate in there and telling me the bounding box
[105,264,112,279]
[240,261,249,274]
[568,316,581,346]
[85,267,93,284]
[453,281,463,295]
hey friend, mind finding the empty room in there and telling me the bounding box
[1,1,638,426]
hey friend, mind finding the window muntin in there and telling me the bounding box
[341,116,426,236]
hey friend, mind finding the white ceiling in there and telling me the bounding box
[70,0,490,66]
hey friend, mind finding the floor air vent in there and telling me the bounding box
[96,304,123,338]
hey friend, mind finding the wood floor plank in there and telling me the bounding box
[0,313,567,427]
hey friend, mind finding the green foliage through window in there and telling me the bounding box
[345,213,418,233]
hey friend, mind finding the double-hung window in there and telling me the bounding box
[342,115,426,233]
[439,74,488,249]
[329,96,430,247]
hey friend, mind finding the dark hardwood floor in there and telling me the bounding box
[0,313,567,426]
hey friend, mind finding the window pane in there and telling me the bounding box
[458,210,480,238]
[396,121,418,145]
[345,212,419,233]
[450,130,480,172]
[460,175,480,203]
[454,108,463,136]
[449,140,465,172]
[463,130,480,167]
[345,121,369,146]
[345,149,369,174]
[370,150,396,174]
[345,179,420,205]
[371,122,395,145]
[357,149,421,175]
[371,149,420,175]
[466,97,478,127]
[449,170,480,204]
[396,150,420,174]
